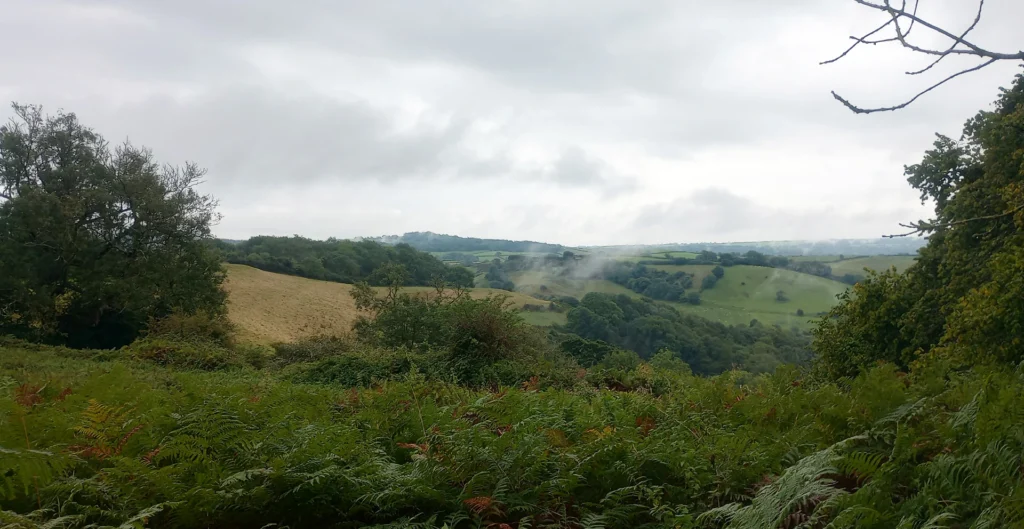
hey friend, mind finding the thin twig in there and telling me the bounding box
[884,203,1024,238]
[906,0,986,76]
[854,0,1024,60]
[832,57,998,114]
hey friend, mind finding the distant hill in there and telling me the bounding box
[364,232,565,254]
[589,238,927,257]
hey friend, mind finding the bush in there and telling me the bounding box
[273,335,354,365]
[294,348,431,386]
[147,310,236,347]
[126,337,239,370]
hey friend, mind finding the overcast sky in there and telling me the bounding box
[2,0,1021,245]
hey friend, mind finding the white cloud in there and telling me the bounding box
[1,0,1020,245]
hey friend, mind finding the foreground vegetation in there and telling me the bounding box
[3,65,1023,529]
[4,337,1024,528]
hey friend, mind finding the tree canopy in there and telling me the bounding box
[219,235,474,287]
[566,292,811,375]
[0,104,225,348]
[814,72,1024,377]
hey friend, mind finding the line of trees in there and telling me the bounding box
[563,292,811,375]
[642,250,867,285]
[373,231,564,253]
[217,236,474,287]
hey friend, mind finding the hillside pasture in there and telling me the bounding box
[224,264,562,343]
[787,255,844,263]
[829,255,917,275]
[647,264,717,284]
[676,265,847,328]
[509,270,641,301]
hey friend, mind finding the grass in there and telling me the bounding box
[677,266,848,329]
[829,255,917,275]
[223,264,561,343]
[509,270,641,301]
[519,310,568,326]
[647,264,717,284]
[510,265,846,330]
[787,255,843,263]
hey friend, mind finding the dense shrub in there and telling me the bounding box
[8,341,1021,528]
[126,337,240,370]
[146,310,236,348]
[272,334,356,365]
[566,293,811,375]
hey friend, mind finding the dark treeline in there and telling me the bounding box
[601,261,705,303]
[642,250,867,285]
[217,236,474,287]
[563,292,811,374]
[371,231,564,253]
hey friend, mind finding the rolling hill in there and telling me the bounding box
[223,264,563,343]
[683,265,848,328]
[513,263,849,330]
[829,255,917,276]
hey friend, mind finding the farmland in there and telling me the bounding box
[224,264,562,343]
[828,255,917,275]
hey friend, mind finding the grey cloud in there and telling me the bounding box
[541,147,636,193]
[2,0,1020,244]
[78,86,633,195]
[93,87,491,190]
[629,188,922,243]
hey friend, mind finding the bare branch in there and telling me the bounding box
[906,0,985,76]
[821,18,895,65]
[884,202,1024,238]
[826,0,1023,113]
[832,57,998,114]
[854,0,1024,60]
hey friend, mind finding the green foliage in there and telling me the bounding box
[272,334,355,365]
[0,104,226,348]
[4,339,1022,528]
[220,235,474,287]
[126,337,241,371]
[351,276,562,387]
[560,336,617,367]
[378,231,564,254]
[146,310,236,348]
[814,72,1024,377]
[566,293,812,375]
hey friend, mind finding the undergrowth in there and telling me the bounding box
[3,342,1022,528]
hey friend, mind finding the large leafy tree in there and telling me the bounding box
[815,72,1024,377]
[0,104,226,348]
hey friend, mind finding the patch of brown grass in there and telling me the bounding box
[223,264,557,344]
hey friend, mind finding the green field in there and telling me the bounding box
[509,270,641,301]
[787,255,844,263]
[829,255,917,275]
[510,265,848,330]
[647,264,717,284]
[679,265,848,328]
[518,310,568,326]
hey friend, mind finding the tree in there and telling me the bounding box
[825,1,1024,113]
[814,73,1024,376]
[701,275,718,291]
[0,104,225,348]
[712,265,725,279]
[776,290,789,302]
